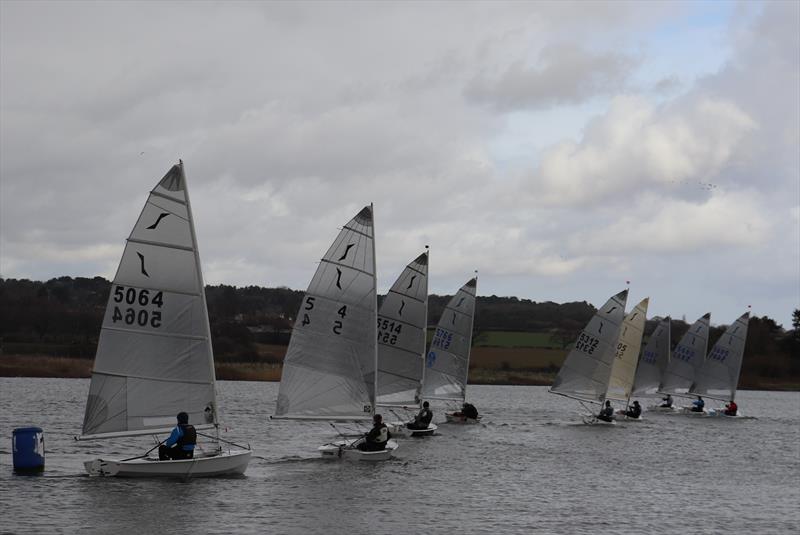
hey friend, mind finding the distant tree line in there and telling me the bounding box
[1,277,798,382]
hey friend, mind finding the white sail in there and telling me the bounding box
[605,297,649,402]
[421,277,478,402]
[631,317,671,396]
[274,206,377,421]
[690,312,750,401]
[376,251,429,407]
[549,290,629,403]
[81,162,218,439]
[659,313,711,395]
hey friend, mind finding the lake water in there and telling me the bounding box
[0,378,798,534]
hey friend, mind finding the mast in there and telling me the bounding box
[371,202,378,416]
[180,161,219,441]
[419,245,430,406]
[464,270,478,404]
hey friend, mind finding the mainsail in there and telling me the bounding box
[605,298,649,402]
[549,289,628,403]
[631,317,671,396]
[659,313,711,395]
[81,162,218,439]
[376,250,429,407]
[421,277,478,402]
[690,312,750,401]
[274,206,377,420]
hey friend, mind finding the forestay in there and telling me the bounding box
[274,206,377,421]
[631,317,671,396]
[376,251,429,407]
[549,290,628,403]
[690,312,750,401]
[659,313,711,395]
[421,277,478,402]
[605,298,649,402]
[81,162,218,439]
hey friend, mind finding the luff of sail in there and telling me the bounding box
[690,312,750,401]
[376,251,429,406]
[659,313,711,395]
[631,317,671,396]
[274,206,377,420]
[421,277,478,402]
[549,289,628,403]
[605,297,649,402]
[81,162,218,439]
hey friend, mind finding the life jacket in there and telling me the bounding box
[177,424,197,449]
[419,408,433,426]
[369,423,389,444]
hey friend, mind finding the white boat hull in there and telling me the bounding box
[318,439,398,461]
[444,412,481,424]
[84,449,252,478]
[387,422,437,437]
[582,416,616,425]
[646,405,679,413]
[678,407,711,417]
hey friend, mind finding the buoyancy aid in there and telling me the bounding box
[177,424,197,450]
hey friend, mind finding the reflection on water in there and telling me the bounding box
[1,379,798,534]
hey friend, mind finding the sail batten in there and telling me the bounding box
[81,162,218,438]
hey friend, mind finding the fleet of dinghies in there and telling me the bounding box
[75,162,754,475]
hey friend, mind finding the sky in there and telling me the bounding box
[1,1,798,328]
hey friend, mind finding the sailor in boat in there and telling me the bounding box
[624,400,642,419]
[358,414,392,452]
[406,401,433,430]
[158,412,197,461]
[690,396,705,413]
[452,402,479,420]
[660,394,673,408]
[724,400,738,416]
[596,400,615,422]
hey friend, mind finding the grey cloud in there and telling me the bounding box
[464,44,638,111]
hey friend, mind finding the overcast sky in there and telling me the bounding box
[1,1,798,327]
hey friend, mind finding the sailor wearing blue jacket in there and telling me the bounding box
[158,412,197,460]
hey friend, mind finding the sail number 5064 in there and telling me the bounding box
[111,286,164,328]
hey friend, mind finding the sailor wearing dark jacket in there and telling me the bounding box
[159,412,197,460]
[358,414,391,451]
[407,401,433,430]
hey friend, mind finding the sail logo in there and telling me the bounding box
[642,349,657,364]
[426,351,437,368]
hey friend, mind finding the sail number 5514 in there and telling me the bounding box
[111,286,164,328]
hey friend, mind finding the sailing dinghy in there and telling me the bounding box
[688,312,751,418]
[420,276,479,424]
[272,205,398,461]
[606,298,649,421]
[549,289,628,425]
[657,313,711,413]
[77,162,251,477]
[630,317,672,411]
[378,250,438,437]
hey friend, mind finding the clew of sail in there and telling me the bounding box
[631,317,671,396]
[550,289,628,403]
[81,162,218,439]
[659,313,710,395]
[605,298,649,402]
[273,206,377,421]
[420,277,478,402]
[376,251,429,407]
[690,312,750,401]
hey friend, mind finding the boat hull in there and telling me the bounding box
[84,450,252,478]
[318,439,398,461]
[387,422,437,437]
[444,413,481,424]
[582,416,616,425]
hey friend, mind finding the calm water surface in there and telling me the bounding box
[0,378,798,534]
